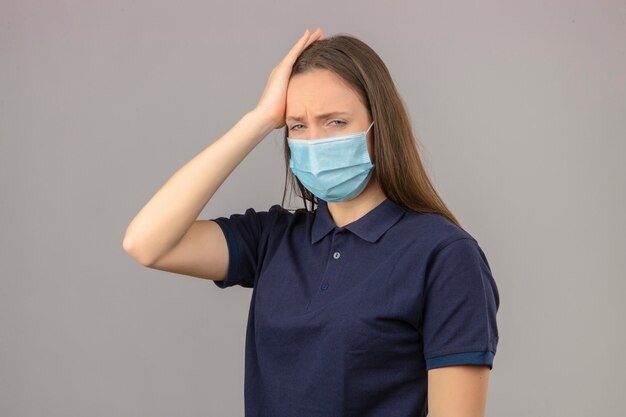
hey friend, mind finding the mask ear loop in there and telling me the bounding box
[365,120,376,168]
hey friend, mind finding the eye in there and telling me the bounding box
[329,120,346,126]
[289,124,304,131]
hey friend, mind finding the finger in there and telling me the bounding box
[283,29,312,63]
[299,28,322,52]
[307,27,323,44]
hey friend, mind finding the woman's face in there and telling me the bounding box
[286,69,374,157]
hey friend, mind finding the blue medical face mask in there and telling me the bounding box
[287,120,375,202]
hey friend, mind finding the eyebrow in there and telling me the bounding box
[286,111,350,122]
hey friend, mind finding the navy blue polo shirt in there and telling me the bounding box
[210,197,499,417]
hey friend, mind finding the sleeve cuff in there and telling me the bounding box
[425,351,494,371]
[211,219,240,289]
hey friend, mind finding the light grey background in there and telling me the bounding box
[2,1,625,416]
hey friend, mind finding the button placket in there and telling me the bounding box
[317,229,343,293]
[305,229,348,313]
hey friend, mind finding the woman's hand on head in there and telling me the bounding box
[253,27,324,130]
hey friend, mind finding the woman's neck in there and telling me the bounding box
[325,176,387,228]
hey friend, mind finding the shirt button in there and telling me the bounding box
[321,282,329,290]
[333,251,341,259]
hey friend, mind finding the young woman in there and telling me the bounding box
[123,27,500,417]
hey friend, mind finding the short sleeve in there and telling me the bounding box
[421,237,500,371]
[210,205,279,289]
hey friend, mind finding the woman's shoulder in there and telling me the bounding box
[266,203,307,219]
[399,209,477,252]
[267,203,323,220]
[263,203,313,228]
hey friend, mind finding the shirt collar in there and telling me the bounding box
[311,198,407,244]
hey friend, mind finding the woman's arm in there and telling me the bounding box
[427,365,491,417]
[122,28,324,274]
[122,109,274,267]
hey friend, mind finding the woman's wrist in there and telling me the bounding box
[246,107,280,135]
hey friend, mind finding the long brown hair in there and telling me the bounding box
[280,33,461,228]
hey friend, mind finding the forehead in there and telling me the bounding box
[286,69,362,115]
